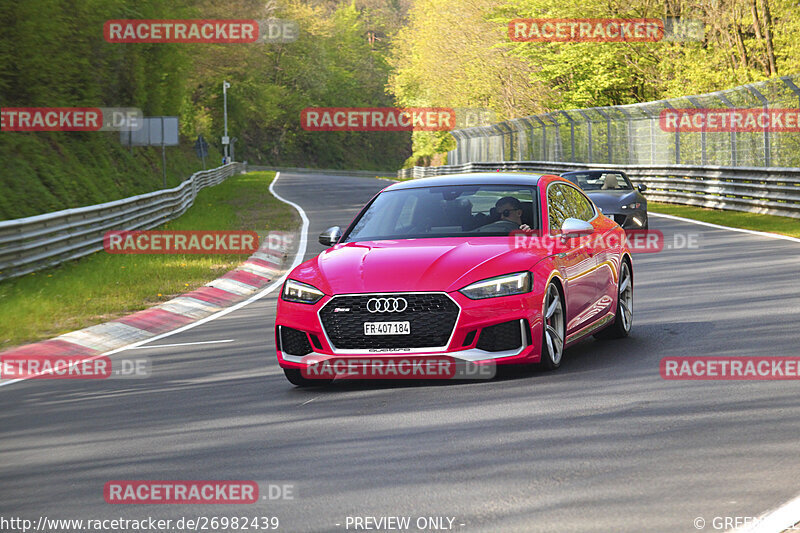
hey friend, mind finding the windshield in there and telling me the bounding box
[343,185,538,241]
[563,172,633,191]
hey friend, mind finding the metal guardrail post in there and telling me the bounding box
[559,111,576,162]
[711,91,738,166]
[544,113,562,161]
[616,107,633,164]
[450,130,465,165]
[576,110,593,163]
[529,116,547,160]
[595,108,612,163]
[660,100,680,164]
[687,97,707,165]
[745,84,771,167]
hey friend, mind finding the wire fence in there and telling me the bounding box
[448,76,800,168]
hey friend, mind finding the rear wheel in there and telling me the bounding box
[595,260,633,339]
[539,282,565,370]
[283,368,332,387]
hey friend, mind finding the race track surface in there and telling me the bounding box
[2,171,799,533]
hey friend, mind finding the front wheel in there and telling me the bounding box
[594,260,633,339]
[539,282,565,370]
[283,368,332,387]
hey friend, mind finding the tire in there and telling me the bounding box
[594,260,633,339]
[283,368,332,387]
[539,282,565,370]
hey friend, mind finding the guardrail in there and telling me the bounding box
[0,162,246,281]
[398,161,800,219]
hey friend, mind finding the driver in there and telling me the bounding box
[478,197,532,233]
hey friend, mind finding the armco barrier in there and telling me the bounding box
[0,162,246,281]
[397,161,800,219]
[0,228,293,366]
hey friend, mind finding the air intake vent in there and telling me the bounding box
[476,320,523,352]
[280,326,313,356]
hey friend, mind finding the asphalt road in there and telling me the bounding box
[2,170,800,533]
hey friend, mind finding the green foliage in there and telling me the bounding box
[0,0,411,220]
[389,0,800,164]
[181,0,410,169]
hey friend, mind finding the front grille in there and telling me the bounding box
[280,326,313,356]
[613,214,627,226]
[476,320,523,352]
[319,293,459,350]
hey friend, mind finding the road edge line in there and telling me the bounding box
[649,212,800,243]
[0,171,309,387]
[728,491,800,532]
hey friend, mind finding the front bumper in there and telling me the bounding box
[611,210,648,229]
[275,290,545,369]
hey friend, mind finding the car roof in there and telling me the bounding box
[385,172,549,191]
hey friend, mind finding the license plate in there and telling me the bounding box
[363,321,411,335]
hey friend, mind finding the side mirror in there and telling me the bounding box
[560,218,594,241]
[318,226,342,247]
[637,183,648,193]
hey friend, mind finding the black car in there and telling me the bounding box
[560,170,648,229]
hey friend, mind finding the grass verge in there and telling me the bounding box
[649,202,800,239]
[0,132,221,220]
[0,171,296,350]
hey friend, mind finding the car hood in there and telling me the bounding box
[585,190,644,213]
[289,238,541,294]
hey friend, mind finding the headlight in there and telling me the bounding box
[621,202,643,210]
[459,272,532,300]
[282,279,325,304]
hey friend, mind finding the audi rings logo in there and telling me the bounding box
[366,297,408,313]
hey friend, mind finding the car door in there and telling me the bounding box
[546,183,597,338]
[564,185,616,325]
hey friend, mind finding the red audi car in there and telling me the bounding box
[275,173,633,386]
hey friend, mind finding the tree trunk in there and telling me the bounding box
[758,0,778,75]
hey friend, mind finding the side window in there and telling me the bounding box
[547,184,571,231]
[566,186,595,222]
[548,183,595,230]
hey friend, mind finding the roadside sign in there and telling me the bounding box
[120,117,179,146]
